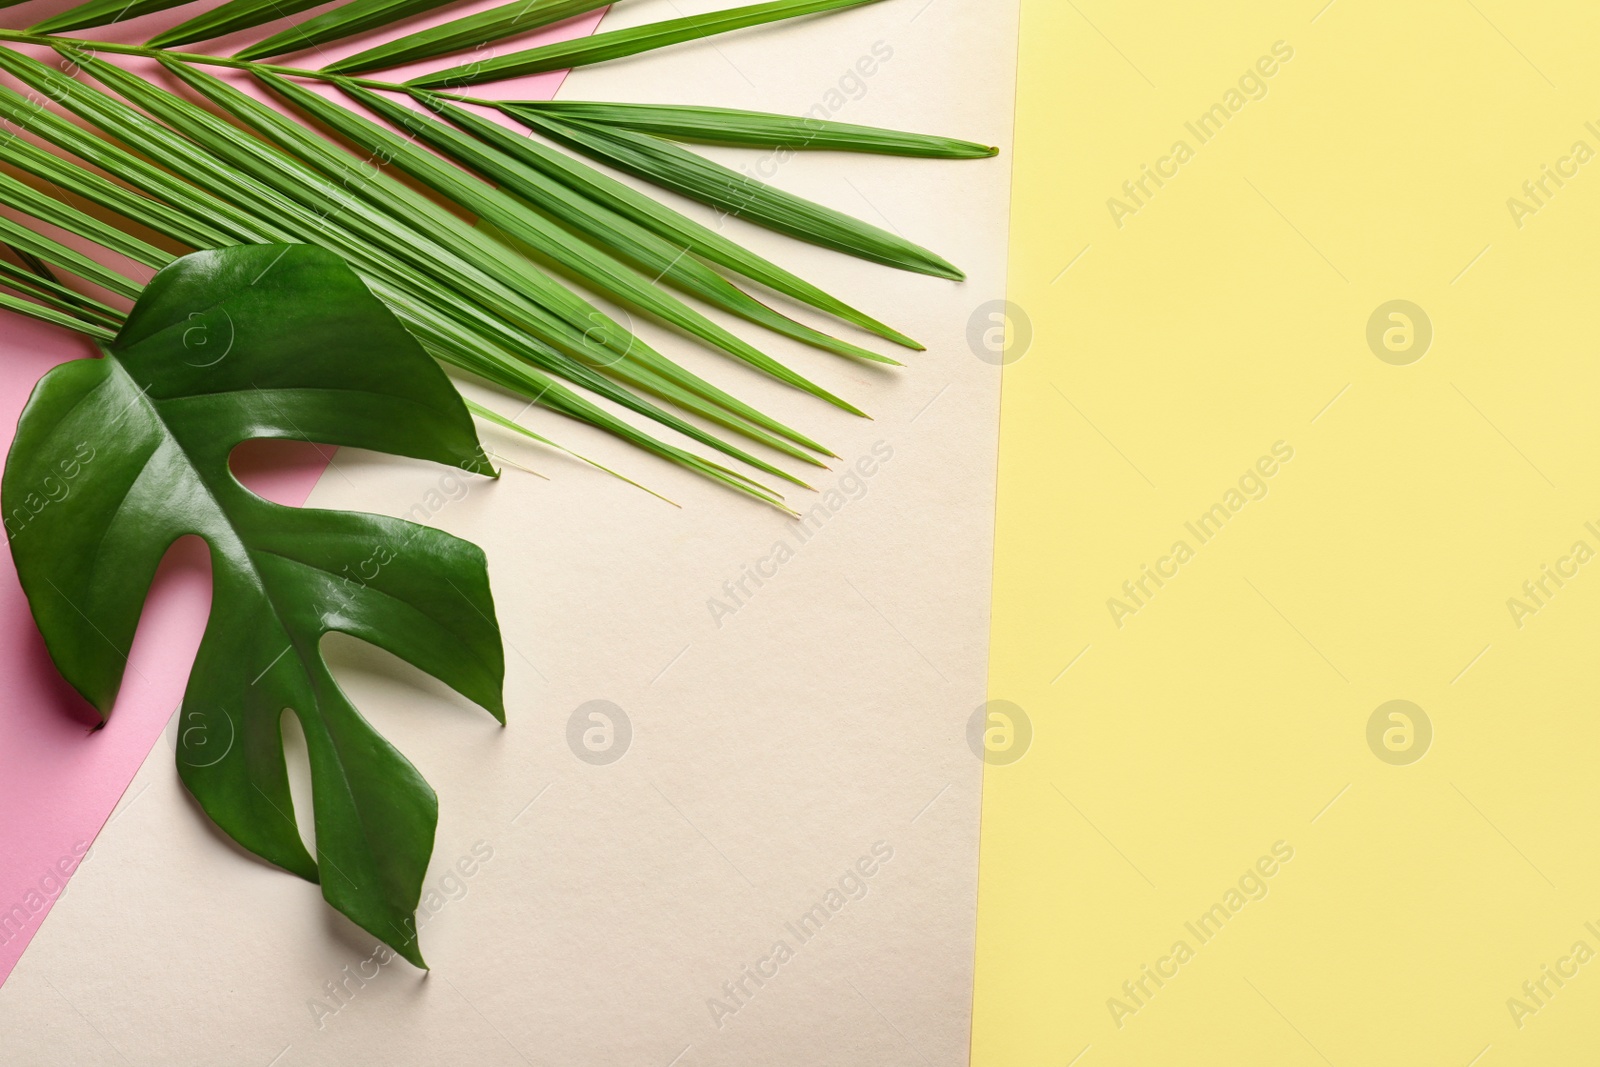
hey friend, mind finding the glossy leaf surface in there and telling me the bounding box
[3,245,505,967]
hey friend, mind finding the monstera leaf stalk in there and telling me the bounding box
[4,244,504,966]
[0,0,997,508]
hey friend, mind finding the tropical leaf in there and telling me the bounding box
[0,166,171,277]
[0,253,123,329]
[0,45,798,504]
[237,0,460,60]
[0,10,982,354]
[325,0,612,74]
[356,87,899,366]
[281,76,867,416]
[117,53,828,481]
[0,0,992,508]
[3,244,504,967]
[504,107,965,278]
[0,285,118,339]
[148,0,330,49]
[510,100,1000,158]
[0,239,125,336]
[411,0,882,87]
[0,119,239,250]
[422,92,924,349]
[0,190,154,301]
[30,0,191,34]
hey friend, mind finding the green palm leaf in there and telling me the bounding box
[30,0,191,34]
[0,76,278,248]
[0,238,129,334]
[12,45,803,500]
[0,255,124,329]
[117,53,831,478]
[0,167,170,277]
[148,0,330,49]
[411,0,881,87]
[0,194,152,300]
[504,107,965,278]
[315,79,870,413]
[511,100,1000,158]
[236,0,459,60]
[0,286,118,339]
[325,0,611,74]
[0,122,241,250]
[0,4,997,507]
[422,92,924,349]
[359,89,899,366]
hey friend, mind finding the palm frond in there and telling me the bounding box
[0,286,118,338]
[0,225,132,335]
[0,167,170,276]
[0,196,152,300]
[258,70,864,422]
[49,47,814,488]
[146,0,329,49]
[0,0,992,504]
[325,0,612,75]
[410,0,883,87]
[420,90,924,348]
[355,87,900,366]
[1,49,779,504]
[503,107,965,278]
[0,252,123,327]
[237,0,460,60]
[509,100,1000,158]
[31,0,191,34]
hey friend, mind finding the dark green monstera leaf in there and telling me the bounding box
[3,244,504,967]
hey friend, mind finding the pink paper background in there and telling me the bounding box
[0,0,607,985]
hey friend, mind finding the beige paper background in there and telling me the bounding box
[0,1,1018,1064]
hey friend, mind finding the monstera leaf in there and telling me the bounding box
[3,245,504,967]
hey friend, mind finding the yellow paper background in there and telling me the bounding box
[973,1,1600,1063]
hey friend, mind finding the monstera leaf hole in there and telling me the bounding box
[264,704,314,863]
[4,245,508,968]
[227,438,336,505]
